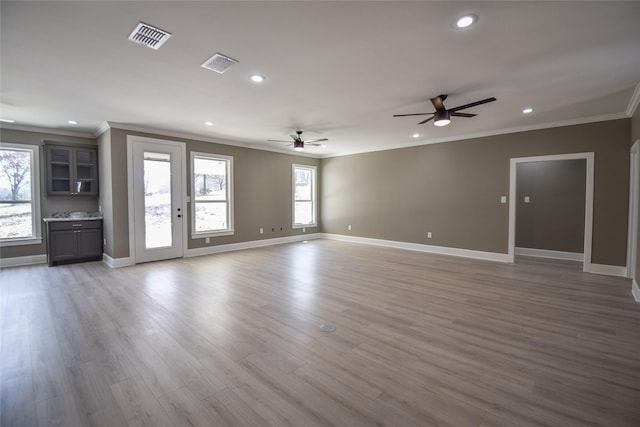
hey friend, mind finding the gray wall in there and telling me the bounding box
[321,119,630,266]
[97,129,113,256]
[107,128,320,259]
[632,106,640,285]
[516,160,586,253]
[0,128,98,258]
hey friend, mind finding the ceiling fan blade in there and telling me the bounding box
[304,138,329,143]
[418,116,434,125]
[450,112,477,118]
[431,94,448,112]
[268,139,293,143]
[306,142,326,147]
[393,113,433,117]
[448,97,497,113]
[290,134,298,141]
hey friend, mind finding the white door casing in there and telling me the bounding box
[508,152,594,273]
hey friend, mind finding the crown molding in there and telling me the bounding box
[626,83,640,117]
[0,123,95,139]
[322,112,629,158]
[102,122,321,159]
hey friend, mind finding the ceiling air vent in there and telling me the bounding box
[128,22,171,50]
[201,53,239,74]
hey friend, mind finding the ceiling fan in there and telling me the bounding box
[268,130,328,151]
[393,94,497,126]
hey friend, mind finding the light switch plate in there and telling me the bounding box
[501,196,507,204]
[524,196,530,203]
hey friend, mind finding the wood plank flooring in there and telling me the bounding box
[1,240,639,426]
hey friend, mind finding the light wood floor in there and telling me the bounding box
[1,240,639,427]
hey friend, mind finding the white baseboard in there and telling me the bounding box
[102,253,134,268]
[0,254,47,268]
[321,233,510,263]
[185,233,322,258]
[515,247,583,262]
[587,263,628,278]
[632,279,640,302]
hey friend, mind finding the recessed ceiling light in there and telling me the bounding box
[456,14,477,28]
[67,120,78,125]
[204,121,214,126]
[522,107,534,114]
[250,74,265,83]
[412,133,420,138]
[0,118,15,123]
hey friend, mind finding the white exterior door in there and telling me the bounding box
[129,137,185,263]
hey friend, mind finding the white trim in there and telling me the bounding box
[632,279,640,303]
[185,233,322,258]
[190,151,234,238]
[102,253,134,268]
[127,135,188,265]
[625,83,640,117]
[0,123,95,139]
[292,164,318,229]
[321,233,510,263]
[0,142,42,245]
[587,263,627,278]
[107,122,320,158]
[515,247,583,262]
[627,140,639,279]
[0,237,43,247]
[0,254,47,268]
[508,152,594,273]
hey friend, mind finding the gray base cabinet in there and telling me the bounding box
[46,220,103,266]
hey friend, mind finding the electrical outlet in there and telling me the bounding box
[348,225,352,231]
[500,196,507,204]
[205,237,210,244]
[524,196,530,203]
[260,228,263,234]
[303,227,306,233]
[427,232,432,239]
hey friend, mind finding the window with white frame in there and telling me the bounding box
[0,143,41,245]
[293,164,317,227]
[191,152,233,237]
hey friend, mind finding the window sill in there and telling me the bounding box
[293,224,317,229]
[191,230,235,239]
[0,237,43,247]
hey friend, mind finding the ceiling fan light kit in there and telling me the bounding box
[434,110,451,127]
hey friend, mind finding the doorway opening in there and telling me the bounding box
[508,153,594,273]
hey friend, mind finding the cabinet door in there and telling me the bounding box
[77,228,103,258]
[50,230,78,261]
[74,149,98,195]
[47,146,72,194]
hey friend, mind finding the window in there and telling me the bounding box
[0,143,41,245]
[191,152,233,237]
[293,164,317,227]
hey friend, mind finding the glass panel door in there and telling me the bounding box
[131,139,184,263]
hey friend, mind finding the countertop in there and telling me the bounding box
[43,212,103,222]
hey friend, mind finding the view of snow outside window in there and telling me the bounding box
[194,157,228,233]
[294,167,314,225]
[0,148,33,239]
[144,153,172,248]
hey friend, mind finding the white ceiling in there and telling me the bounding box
[1,1,640,157]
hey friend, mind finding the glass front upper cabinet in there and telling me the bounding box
[46,144,98,196]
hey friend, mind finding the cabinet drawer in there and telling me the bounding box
[48,220,103,231]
